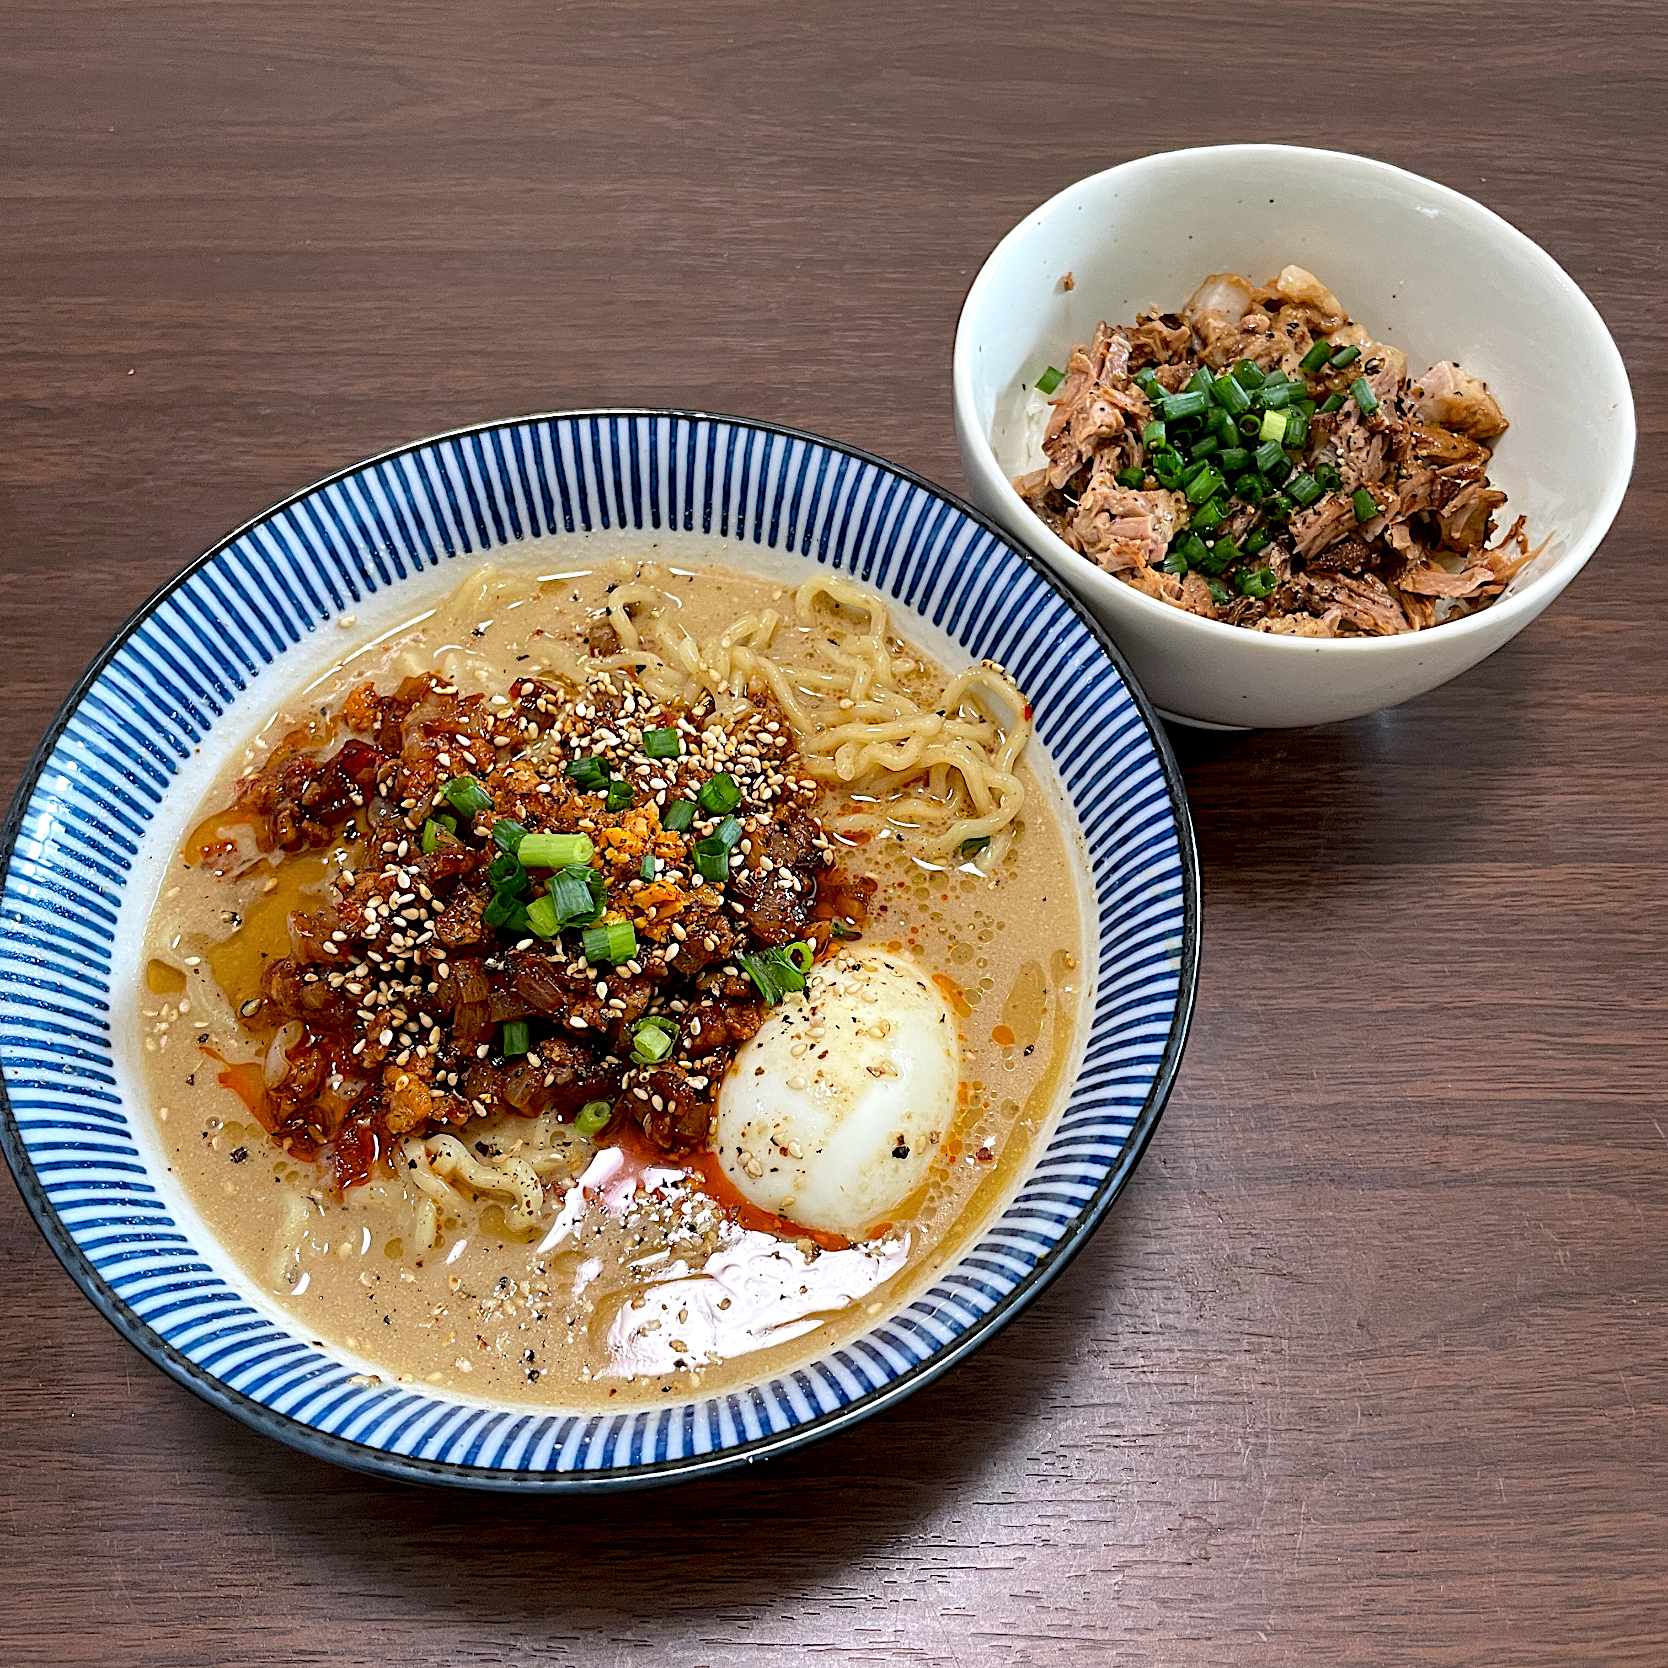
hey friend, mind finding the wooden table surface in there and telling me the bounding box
[4,4,1664,1663]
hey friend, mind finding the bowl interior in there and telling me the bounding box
[0,413,1197,1489]
[962,145,1634,613]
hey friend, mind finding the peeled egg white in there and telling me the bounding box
[714,949,960,1238]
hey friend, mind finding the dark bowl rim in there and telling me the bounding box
[0,407,1201,1493]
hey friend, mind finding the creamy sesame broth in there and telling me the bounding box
[140,556,1085,1406]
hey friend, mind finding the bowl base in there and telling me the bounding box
[1156,707,1252,733]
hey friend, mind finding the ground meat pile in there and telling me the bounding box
[1014,265,1532,636]
[225,655,874,1192]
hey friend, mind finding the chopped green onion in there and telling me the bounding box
[420,816,452,855]
[1205,575,1233,606]
[1176,532,1211,571]
[1210,373,1251,415]
[501,1019,530,1057]
[1330,344,1361,369]
[525,894,559,939]
[1296,397,1317,419]
[1237,567,1278,600]
[1141,418,1167,447]
[1267,490,1296,519]
[1253,437,1284,472]
[641,853,657,881]
[1158,390,1210,420]
[582,919,637,965]
[1217,447,1250,474]
[1350,375,1380,416]
[1243,526,1273,557]
[1235,473,1266,504]
[1298,340,1334,374]
[1258,410,1288,445]
[441,775,493,818]
[574,1099,613,1136]
[1287,472,1324,507]
[959,835,991,858]
[710,815,743,850]
[1232,359,1267,389]
[491,818,527,855]
[697,772,742,814]
[481,892,530,933]
[629,1015,677,1065]
[739,944,813,1005]
[694,844,729,884]
[1035,364,1065,395]
[1191,499,1226,534]
[564,755,610,791]
[787,941,814,973]
[1115,465,1147,490]
[1161,546,1188,576]
[1184,466,1225,506]
[1318,392,1345,414]
[662,799,697,834]
[604,778,634,813]
[1203,536,1240,575]
[549,864,606,928]
[488,849,529,896]
[518,831,593,869]
[1187,367,1213,396]
[1209,407,1238,441]
[1284,412,1310,449]
[1314,462,1343,492]
[1263,366,1290,388]
[1264,452,1294,485]
[1259,380,1300,409]
[1352,488,1379,522]
[642,727,681,759]
[1237,412,1263,438]
[1190,435,1220,460]
[1133,367,1162,397]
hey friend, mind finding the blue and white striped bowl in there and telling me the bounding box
[0,413,1198,1490]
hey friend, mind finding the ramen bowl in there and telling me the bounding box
[0,413,1197,1490]
[953,144,1635,729]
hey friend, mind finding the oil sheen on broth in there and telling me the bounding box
[139,555,1084,1406]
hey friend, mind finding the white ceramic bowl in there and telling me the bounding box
[953,145,1635,730]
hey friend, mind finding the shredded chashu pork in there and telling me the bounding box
[1015,266,1532,637]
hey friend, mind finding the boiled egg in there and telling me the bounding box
[714,949,960,1238]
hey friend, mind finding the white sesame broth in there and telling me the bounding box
[139,556,1085,1407]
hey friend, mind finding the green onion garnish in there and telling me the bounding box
[1237,567,1278,599]
[640,852,657,881]
[1287,472,1323,507]
[1260,380,1300,410]
[1133,367,1162,397]
[549,863,606,929]
[1177,532,1211,570]
[694,845,729,884]
[642,727,681,759]
[491,818,527,855]
[481,892,530,933]
[1186,367,1213,396]
[1192,499,1226,534]
[1035,365,1065,395]
[959,835,991,858]
[488,849,529,896]
[1141,418,1167,447]
[1184,466,1225,506]
[1284,412,1310,449]
[1314,462,1342,492]
[1267,490,1296,519]
[525,894,559,939]
[1258,410,1288,445]
[1158,389,1210,420]
[1217,447,1250,474]
[1205,576,1233,606]
[1352,488,1379,522]
[1237,412,1262,438]
[1210,374,1251,415]
[582,919,637,965]
[1330,344,1361,369]
[1201,536,1239,575]
[1350,376,1380,415]
[711,816,743,849]
[574,1099,613,1136]
[1243,527,1273,557]
[564,756,610,791]
[697,772,742,814]
[604,778,634,813]
[662,799,697,834]
[500,1019,530,1057]
[1253,438,1284,473]
[1298,341,1334,374]
[1161,547,1188,576]
[518,831,593,869]
[420,815,454,855]
[1318,392,1345,414]
[629,1014,677,1065]
[739,942,815,1005]
[1115,465,1147,490]
[1263,366,1289,388]
[1190,436,1220,461]
[441,775,493,818]
[1232,359,1266,390]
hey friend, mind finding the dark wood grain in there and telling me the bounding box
[3,3,1665,1663]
